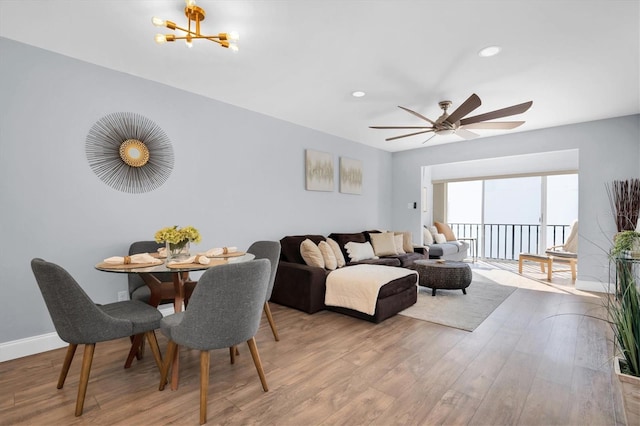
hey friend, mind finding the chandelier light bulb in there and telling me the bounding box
[152,1,237,50]
[151,16,165,27]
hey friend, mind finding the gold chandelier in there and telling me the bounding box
[152,0,239,51]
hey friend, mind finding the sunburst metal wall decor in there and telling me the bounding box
[85,112,174,193]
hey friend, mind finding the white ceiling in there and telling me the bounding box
[1,1,638,152]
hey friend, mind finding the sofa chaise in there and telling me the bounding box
[270,231,425,323]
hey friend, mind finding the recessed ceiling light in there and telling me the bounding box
[352,91,366,98]
[478,46,501,57]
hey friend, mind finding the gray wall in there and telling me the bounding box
[0,38,392,345]
[2,35,638,351]
[391,115,640,289]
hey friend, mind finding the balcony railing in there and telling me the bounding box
[448,223,572,261]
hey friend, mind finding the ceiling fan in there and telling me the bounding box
[370,93,533,143]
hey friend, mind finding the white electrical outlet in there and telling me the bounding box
[117,291,128,301]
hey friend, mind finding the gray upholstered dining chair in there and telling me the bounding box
[184,240,281,360]
[30,258,164,417]
[158,259,271,425]
[228,241,282,363]
[247,240,281,341]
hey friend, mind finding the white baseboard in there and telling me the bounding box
[0,305,176,363]
[0,332,66,363]
[576,279,614,294]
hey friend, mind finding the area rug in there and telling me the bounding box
[399,270,517,331]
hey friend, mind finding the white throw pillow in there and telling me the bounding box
[370,232,398,256]
[434,233,447,244]
[318,241,337,270]
[345,241,378,262]
[394,234,406,254]
[423,227,434,245]
[300,239,325,268]
[326,237,346,268]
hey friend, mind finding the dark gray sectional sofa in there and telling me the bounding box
[270,231,425,323]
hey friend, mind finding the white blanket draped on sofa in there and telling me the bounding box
[325,265,418,315]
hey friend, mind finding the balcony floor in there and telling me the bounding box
[473,258,576,291]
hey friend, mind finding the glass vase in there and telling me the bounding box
[166,240,190,262]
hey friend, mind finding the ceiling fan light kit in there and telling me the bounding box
[152,0,239,51]
[370,93,533,144]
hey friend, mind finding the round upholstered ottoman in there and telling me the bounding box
[413,260,472,296]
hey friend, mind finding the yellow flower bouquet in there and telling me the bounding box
[154,225,201,260]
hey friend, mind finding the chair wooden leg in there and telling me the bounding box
[264,302,280,341]
[518,257,524,274]
[546,258,553,281]
[229,346,236,364]
[125,334,144,368]
[570,259,577,280]
[200,350,210,425]
[138,337,146,359]
[159,340,177,391]
[75,344,95,416]
[145,331,163,372]
[246,337,268,392]
[58,344,77,389]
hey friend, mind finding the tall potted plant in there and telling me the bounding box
[607,178,640,424]
[610,257,640,425]
[606,178,640,233]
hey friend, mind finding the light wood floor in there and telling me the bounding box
[0,265,627,425]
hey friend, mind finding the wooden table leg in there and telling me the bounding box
[140,271,189,390]
[140,273,163,308]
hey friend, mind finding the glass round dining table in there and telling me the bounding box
[95,253,256,312]
[95,252,255,390]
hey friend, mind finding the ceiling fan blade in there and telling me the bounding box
[461,121,525,130]
[444,93,482,125]
[460,101,533,126]
[386,129,435,141]
[422,134,437,144]
[456,128,480,140]
[397,106,437,126]
[370,126,434,129]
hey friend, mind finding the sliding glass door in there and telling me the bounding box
[545,174,579,248]
[484,176,541,259]
[446,173,578,260]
